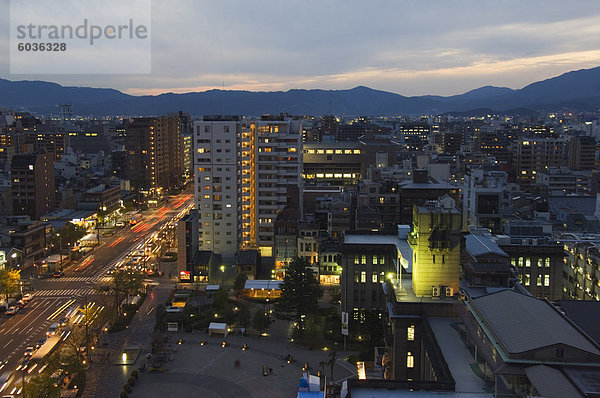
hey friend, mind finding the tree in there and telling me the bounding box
[236,304,250,329]
[252,310,270,334]
[233,273,248,298]
[155,304,167,332]
[111,269,144,314]
[50,222,87,250]
[0,268,21,300]
[275,257,322,332]
[327,351,337,382]
[24,373,59,398]
[213,287,229,309]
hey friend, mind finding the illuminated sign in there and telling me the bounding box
[179,271,191,281]
[357,361,366,380]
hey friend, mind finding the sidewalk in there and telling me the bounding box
[81,282,174,398]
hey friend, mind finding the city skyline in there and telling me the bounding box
[1,0,599,96]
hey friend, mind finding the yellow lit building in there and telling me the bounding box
[409,201,461,297]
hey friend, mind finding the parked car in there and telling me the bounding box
[4,307,18,315]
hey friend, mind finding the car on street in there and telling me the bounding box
[24,346,35,357]
[58,317,69,327]
[22,294,32,302]
[46,323,59,337]
[4,307,18,315]
[15,300,26,309]
[36,338,47,349]
[52,271,64,278]
[115,221,125,227]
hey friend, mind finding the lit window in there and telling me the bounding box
[372,256,378,265]
[407,352,414,368]
[407,325,415,341]
[372,273,378,283]
[544,275,550,286]
[360,271,366,283]
[524,274,530,286]
[536,276,542,286]
[361,255,366,264]
[545,258,550,267]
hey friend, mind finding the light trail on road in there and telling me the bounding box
[75,256,95,271]
[108,237,125,248]
[47,299,76,321]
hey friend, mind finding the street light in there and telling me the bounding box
[56,233,63,271]
[220,265,225,285]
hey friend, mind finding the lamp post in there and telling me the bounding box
[57,233,63,271]
[220,265,225,285]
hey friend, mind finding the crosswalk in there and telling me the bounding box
[32,288,111,297]
[44,275,111,283]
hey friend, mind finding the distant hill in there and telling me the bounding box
[1,66,599,116]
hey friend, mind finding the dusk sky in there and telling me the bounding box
[1,0,599,96]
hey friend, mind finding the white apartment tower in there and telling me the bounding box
[193,116,302,257]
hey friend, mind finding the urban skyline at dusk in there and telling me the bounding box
[2,1,600,397]
[1,0,599,96]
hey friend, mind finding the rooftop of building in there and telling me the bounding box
[470,289,600,357]
[344,230,413,272]
[465,234,508,258]
[243,280,282,290]
[557,300,600,345]
[399,181,458,190]
[237,250,259,266]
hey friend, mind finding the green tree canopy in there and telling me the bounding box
[111,269,144,314]
[252,310,270,334]
[50,222,87,250]
[0,268,20,299]
[274,257,322,331]
[233,273,248,298]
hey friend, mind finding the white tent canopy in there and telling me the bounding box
[208,322,228,336]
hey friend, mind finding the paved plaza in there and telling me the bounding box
[129,329,357,398]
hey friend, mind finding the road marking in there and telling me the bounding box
[2,339,13,349]
[3,298,59,334]
[146,307,155,315]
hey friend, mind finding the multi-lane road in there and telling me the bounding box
[0,192,194,394]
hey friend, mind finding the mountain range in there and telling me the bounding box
[1,66,600,116]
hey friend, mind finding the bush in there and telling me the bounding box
[128,376,136,385]
[123,383,132,393]
[120,390,128,398]
[131,370,139,379]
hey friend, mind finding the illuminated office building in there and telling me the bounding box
[193,116,302,257]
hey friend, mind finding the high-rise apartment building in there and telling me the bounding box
[193,116,302,257]
[513,138,566,185]
[125,116,183,193]
[567,135,596,171]
[11,153,56,219]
